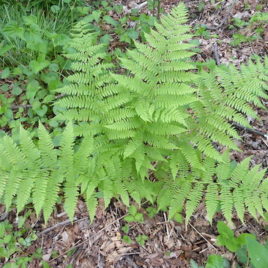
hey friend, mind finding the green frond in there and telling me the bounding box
[38,123,57,168]
[116,181,130,207]
[220,187,233,224]
[43,171,61,223]
[233,187,245,223]
[101,179,113,209]
[1,136,25,210]
[179,143,203,171]
[86,193,98,222]
[167,179,192,220]
[125,178,142,205]
[60,123,78,220]
[205,183,219,223]
[185,183,204,224]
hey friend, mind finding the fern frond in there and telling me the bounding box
[205,183,219,223]
[16,127,40,213]
[86,193,98,222]
[1,136,25,210]
[185,183,204,224]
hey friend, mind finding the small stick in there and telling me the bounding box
[189,222,217,250]
[39,217,88,236]
[39,218,77,235]
[157,0,161,20]
[199,247,209,254]
[163,212,170,239]
[137,1,147,10]
[212,43,221,65]
[261,137,268,148]
[232,122,267,139]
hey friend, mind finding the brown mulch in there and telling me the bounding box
[1,0,268,267]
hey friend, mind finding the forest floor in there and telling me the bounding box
[1,0,268,267]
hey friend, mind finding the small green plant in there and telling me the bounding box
[231,18,249,29]
[197,222,268,268]
[121,224,130,234]
[230,33,257,47]
[122,235,133,244]
[0,2,89,131]
[83,0,156,49]
[0,221,20,260]
[0,219,47,268]
[190,255,229,268]
[206,255,229,268]
[250,12,268,24]
[124,206,144,223]
[0,0,87,14]
[229,11,268,47]
[194,24,218,39]
[216,222,268,267]
[146,206,157,218]
[136,234,148,246]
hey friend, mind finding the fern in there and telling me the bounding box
[0,123,93,222]
[1,4,268,225]
[55,20,116,138]
[156,154,268,224]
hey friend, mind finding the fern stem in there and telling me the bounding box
[157,0,161,19]
[232,122,267,138]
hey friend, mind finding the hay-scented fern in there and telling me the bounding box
[1,3,268,225]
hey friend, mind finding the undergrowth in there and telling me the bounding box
[0,2,87,135]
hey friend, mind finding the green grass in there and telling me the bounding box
[0,4,85,67]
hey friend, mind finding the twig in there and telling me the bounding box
[39,218,77,235]
[137,1,147,10]
[57,211,67,218]
[156,221,172,225]
[11,104,32,110]
[163,212,171,240]
[122,252,142,256]
[124,1,147,13]
[232,122,268,139]
[199,247,209,254]
[38,217,88,236]
[212,43,221,65]
[97,250,105,268]
[189,222,217,250]
[157,0,161,20]
[261,137,268,148]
